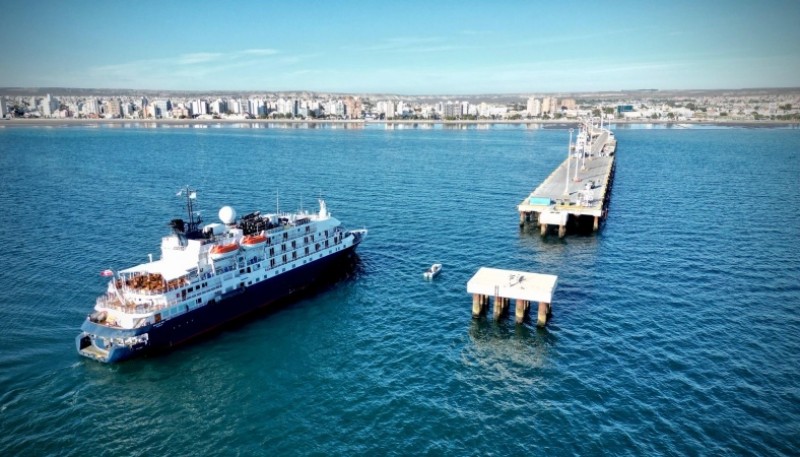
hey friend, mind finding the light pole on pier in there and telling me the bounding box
[565,128,573,195]
[574,128,580,181]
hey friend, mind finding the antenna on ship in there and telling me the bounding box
[276,190,280,215]
[174,185,201,238]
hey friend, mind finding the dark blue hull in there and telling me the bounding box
[77,243,360,363]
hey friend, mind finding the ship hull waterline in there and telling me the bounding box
[77,242,360,363]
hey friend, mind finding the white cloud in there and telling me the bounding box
[238,48,279,56]
[79,47,303,90]
[177,52,224,65]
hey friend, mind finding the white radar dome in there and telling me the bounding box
[219,206,237,225]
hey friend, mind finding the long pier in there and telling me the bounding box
[518,118,617,237]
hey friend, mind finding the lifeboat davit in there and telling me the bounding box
[241,234,268,249]
[209,242,239,260]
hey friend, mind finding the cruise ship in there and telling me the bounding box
[76,188,367,363]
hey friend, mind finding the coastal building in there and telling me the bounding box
[0,97,7,116]
[617,105,634,115]
[153,100,171,118]
[343,96,361,119]
[549,97,559,115]
[210,99,227,115]
[41,94,58,117]
[444,101,461,118]
[325,99,345,117]
[105,98,122,118]
[83,98,100,116]
[121,102,134,118]
[275,98,292,115]
[541,97,551,115]
[378,100,394,118]
[533,99,542,116]
[247,99,263,117]
[229,99,243,115]
[526,97,536,116]
[172,104,190,118]
[67,102,80,117]
[487,105,507,117]
[191,100,208,117]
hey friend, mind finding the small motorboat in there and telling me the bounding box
[423,263,442,279]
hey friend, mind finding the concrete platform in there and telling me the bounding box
[467,267,557,303]
[467,267,558,325]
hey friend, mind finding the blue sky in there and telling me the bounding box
[1,0,798,94]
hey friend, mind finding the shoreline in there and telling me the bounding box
[1,117,798,128]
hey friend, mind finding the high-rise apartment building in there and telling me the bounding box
[105,99,122,118]
[83,98,100,116]
[444,101,461,118]
[191,100,208,116]
[42,94,58,117]
[541,97,551,115]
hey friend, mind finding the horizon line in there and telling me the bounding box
[2,86,800,98]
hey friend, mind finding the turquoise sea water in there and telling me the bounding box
[0,123,798,456]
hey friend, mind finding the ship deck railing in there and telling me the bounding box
[97,233,351,316]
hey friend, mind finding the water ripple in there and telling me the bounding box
[0,126,798,455]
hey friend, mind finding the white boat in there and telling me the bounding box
[423,263,442,279]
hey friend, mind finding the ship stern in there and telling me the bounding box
[76,320,150,363]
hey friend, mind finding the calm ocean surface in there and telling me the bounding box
[0,123,798,456]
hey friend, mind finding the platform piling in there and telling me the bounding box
[537,301,550,326]
[472,294,484,318]
[515,299,529,324]
[493,297,509,320]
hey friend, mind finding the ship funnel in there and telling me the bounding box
[319,200,328,218]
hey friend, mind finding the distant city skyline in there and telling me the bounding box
[2,1,799,94]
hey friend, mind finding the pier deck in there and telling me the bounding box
[518,120,617,237]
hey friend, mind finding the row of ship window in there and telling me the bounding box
[168,243,348,315]
[267,227,331,245]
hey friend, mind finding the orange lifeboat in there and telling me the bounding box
[209,242,239,260]
[241,234,268,249]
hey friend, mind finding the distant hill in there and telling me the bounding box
[1,86,798,101]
